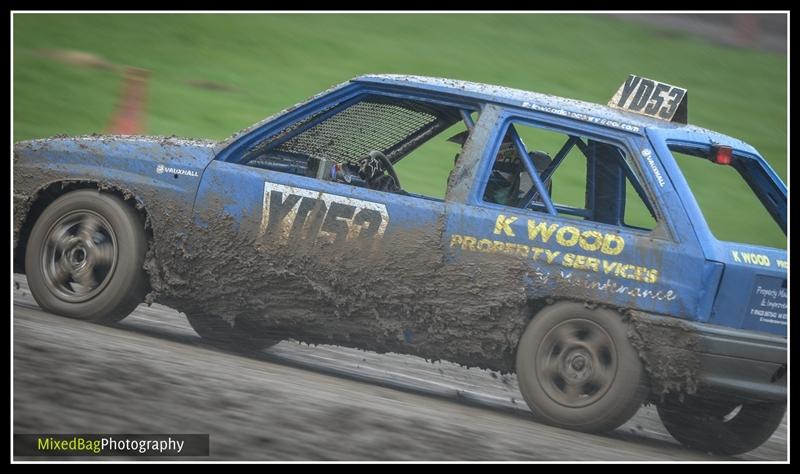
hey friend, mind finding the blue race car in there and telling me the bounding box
[13,74,787,454]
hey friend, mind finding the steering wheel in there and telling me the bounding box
[357,150,402,190]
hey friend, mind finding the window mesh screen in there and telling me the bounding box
[245,104,337,160]
[273,98,445,164]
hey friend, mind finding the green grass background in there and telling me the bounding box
[13,14,787,248]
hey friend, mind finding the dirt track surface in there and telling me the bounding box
[12,275,787,461]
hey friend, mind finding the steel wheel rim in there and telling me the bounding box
[41,210,118,303]
[536,318,618,408]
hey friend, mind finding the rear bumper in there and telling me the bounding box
[630,313,786,403]
[691,321,786,402]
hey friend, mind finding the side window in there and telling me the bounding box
[237,94,474,200]
[482,121,658,230]
[395,118,473,199]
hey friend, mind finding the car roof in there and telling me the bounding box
[218,74,758,155]
[353,74,755,152]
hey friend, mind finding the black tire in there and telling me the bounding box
[656,395,786,455]
[185,312,279,352]
[515,302,647,433]
[24,189,148,323]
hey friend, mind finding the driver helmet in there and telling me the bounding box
[357,151,385,181]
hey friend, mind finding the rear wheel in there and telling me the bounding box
[24,189,147,323]
[515,302,647,432]
[185,312,279,352]
[656,395,786,455]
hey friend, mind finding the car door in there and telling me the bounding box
[443,106,714,326]
[189,158,448,346]
[187,92,454,352]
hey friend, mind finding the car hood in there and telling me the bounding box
[14,134,219,173]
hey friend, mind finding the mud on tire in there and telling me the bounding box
[24,189,148,323]
[515,302,647,433]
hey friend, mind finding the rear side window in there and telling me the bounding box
[481,121,658,231]
[669,145,786,249]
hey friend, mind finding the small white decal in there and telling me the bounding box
[642,150,665,187]
[156,164,199,177]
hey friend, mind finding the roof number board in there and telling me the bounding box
[609,74,688,124]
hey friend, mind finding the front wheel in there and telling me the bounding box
[656,395,785,455]
[185,312,279,352]
[515,302,647,433]
[24,189,148,323]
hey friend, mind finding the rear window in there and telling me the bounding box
[668,145,786,249]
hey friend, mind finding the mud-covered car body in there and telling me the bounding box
[14,74,786,406]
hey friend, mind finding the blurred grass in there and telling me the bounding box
[13,13,786,248]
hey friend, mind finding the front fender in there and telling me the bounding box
[13,135,218,305]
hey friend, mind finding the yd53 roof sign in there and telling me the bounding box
[608,74,688,123]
